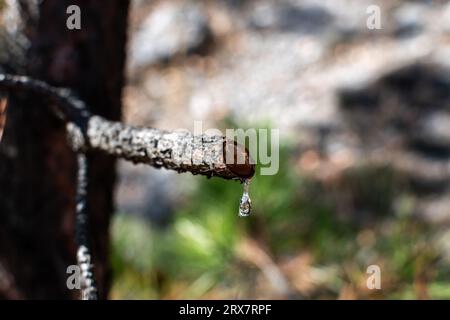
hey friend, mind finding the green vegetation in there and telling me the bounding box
[110,128,450,299]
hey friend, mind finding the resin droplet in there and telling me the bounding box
[239,179,252,217]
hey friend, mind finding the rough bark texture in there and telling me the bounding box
[85,116,254,179]
[0,74,255,180]
[0,0,129,299]
[75,153,98,300]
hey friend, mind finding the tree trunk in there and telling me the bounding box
[0,0,129,299]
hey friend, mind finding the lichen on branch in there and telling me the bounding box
[0,74,255,180]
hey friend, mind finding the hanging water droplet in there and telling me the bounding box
[238,179,252,217]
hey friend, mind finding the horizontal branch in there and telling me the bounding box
[83,116,254,179]
[0,74,255,180]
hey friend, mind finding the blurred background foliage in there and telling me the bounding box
[108,0,450,299]
[110,126,450,299]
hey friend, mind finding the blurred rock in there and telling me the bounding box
[417,112,450,149]
[339,63,450,149]
[338,63,450,221]
[121,0,450,224]
[419,195,450,224]
[128,1,210,71]
[393,3,425,38]
[248,2,334,35]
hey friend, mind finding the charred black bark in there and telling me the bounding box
[0,0,129,299]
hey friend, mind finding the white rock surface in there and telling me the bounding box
[128,1,209,70]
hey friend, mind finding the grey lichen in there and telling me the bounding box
[0,73,255,180]
[85,116,237,179]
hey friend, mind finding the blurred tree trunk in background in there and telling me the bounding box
[0,0,129,299]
